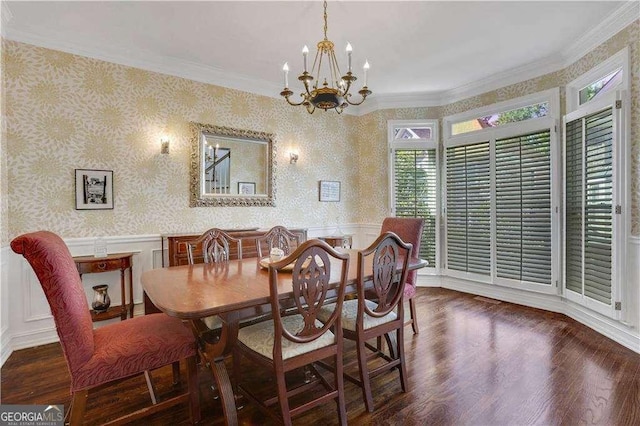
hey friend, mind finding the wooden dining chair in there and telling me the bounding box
[318,231,412,412]
[233,239,350,426]
[255,225,300,258]
[10,231,200,424]
[380,217,424,334]
[185,228,243,333]
[186,227,243,265]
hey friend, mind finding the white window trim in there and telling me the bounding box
[387,119,440,274]
[566,47,629,113]
[443,88,561,294]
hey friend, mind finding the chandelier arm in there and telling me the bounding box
[300,76,313,96]
[342,78,353,95]
[344,90,371,106]
[305,103,316,114]
[281,91,308,107]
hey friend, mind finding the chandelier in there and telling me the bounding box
[280,0,371,114]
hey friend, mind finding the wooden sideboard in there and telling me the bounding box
[144,228,308,314]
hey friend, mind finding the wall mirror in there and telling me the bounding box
[189,122,276,207]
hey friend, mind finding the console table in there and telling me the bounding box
[73,252,134,322]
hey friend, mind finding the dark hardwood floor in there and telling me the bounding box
[2,288,639,425]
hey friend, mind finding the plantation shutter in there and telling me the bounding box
[393,149,437,266]
[565,108,613,305]
[495,130,552,284]
[446,141,491,275]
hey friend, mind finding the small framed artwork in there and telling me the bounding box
[75,169,114,210]
[238,181,256,195]
[319,180,341,202]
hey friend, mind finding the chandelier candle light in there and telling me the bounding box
[280,0,371,114]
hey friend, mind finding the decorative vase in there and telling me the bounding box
[91,284,111,312]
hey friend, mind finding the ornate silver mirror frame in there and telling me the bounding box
[189,122,276,207]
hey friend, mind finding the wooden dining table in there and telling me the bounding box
[142,250,427,425]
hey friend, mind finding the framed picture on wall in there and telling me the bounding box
[238,181,256,195]
[75,169,114,210]
[319,180,341,202]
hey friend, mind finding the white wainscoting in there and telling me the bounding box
[1,227,638,367]
[2,234,163,363]
[0,225,346,365]
[1,246,11,366]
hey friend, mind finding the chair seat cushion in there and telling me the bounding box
[318,299,397,331]
[72,314,195,391]
[237,315,335,360]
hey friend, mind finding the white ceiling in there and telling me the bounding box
[2,1,635,112]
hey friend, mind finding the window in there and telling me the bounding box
[495,131,552,284]
[388,120,439,269]
[451,102,549,136]
[566,47,628,113]
[578,69,622,105]
[563,92,625,318]
[443,88,560,292]
[446,141,491,275]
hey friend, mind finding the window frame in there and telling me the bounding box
[443,88,561,294]
[563,89,627,320]
[566,47,629,114]
[387,119,440,274]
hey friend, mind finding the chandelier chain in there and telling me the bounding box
[323,0,328,40]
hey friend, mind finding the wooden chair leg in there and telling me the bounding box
[144,370,158,405]
[397,328,409,392]
[356,339,375,413]
[275,368,293,426]
[68,389,88,425]
[172,361,181,385]
[187,355,201,424]
[334,353,347,426]
[409,297,419,334]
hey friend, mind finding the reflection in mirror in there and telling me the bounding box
[190,122,276,207]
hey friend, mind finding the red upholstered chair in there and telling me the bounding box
[10,231,200,425]
[380,217,424,334]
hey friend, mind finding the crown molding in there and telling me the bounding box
[561,1,639,66]
[2,25,283,100]
[358,1,637,116]
[2,2,636,117]
[0,1,13,29]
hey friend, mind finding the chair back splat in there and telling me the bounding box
[256,225,300,258]
[233,239,349,426]
[11,231,200,425]
[187,227,243,264]
[380,217,424,334]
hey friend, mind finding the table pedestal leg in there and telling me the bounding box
[191,314,240,426]
[209,355,237,426]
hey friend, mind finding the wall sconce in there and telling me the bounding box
[289,152,299,164]
[160,137,170,154]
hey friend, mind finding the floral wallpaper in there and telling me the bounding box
[355,19,640,236]
[1,40,360,242]
[1,19,638,245]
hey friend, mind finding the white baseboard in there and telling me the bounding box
[0,326,11,366]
